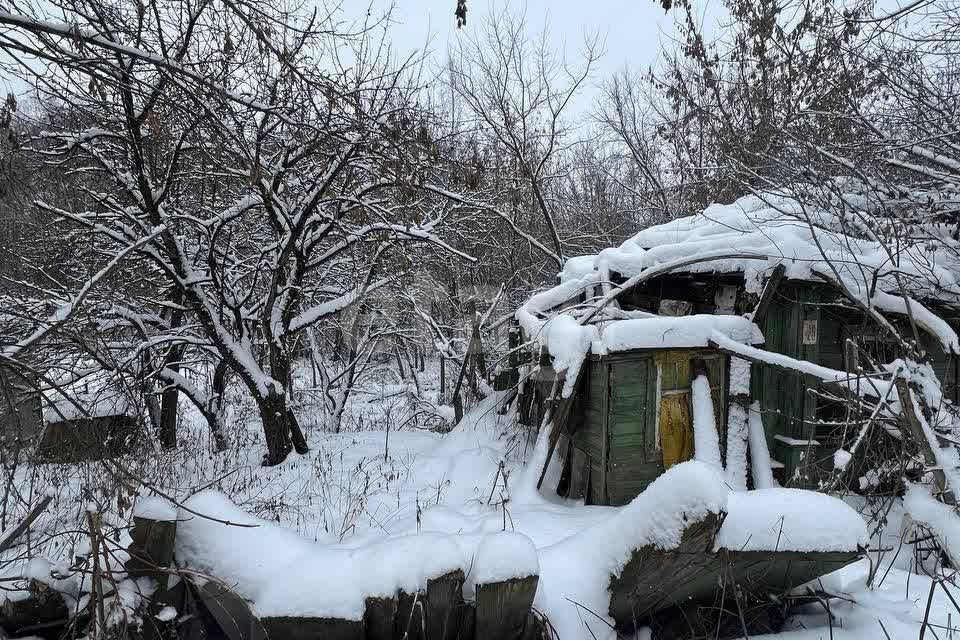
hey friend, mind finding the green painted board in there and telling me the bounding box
[606,357,659,505]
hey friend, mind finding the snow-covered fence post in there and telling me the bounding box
[126,498,178,587]
[475,575,540,639]
[426,569,466,640]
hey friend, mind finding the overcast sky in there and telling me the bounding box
[342,0,721,115]
[0,0,914,113]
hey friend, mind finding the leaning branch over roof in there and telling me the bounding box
[579,251,769,325]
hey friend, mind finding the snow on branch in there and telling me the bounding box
[0,11,279,114]
[0,226,167,360]
[287,277,394,334]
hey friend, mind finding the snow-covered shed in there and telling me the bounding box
[37,380,139,463]
[516,191,960,495]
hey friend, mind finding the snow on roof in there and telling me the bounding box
[519,190,960,359]
[563,192,960,301]
[599,314,763,352]
[42,382,130,423]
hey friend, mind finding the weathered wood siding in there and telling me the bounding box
[752,280,960,487]
[606,358,661,506]
[569,354,675,506]
[570,362,606,504]
[753,282,839,486]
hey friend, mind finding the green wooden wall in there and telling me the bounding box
[753,282,848,486]
[606,359,662,506]
[753,280,959,488]
[568,354,689,506]
[560,279,959,499]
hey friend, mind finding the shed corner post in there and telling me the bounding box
[599,359,610,506]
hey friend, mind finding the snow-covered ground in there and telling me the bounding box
[3,366,960,639]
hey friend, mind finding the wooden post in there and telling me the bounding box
[125,506,177,586]
[474,575,539,640]
[426,569,465,640]
[363,596,398,640]
[395,590,425,640]
[125,500,180,640]
[440,354,446,402]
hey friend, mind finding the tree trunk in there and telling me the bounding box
[260,391,293,466]
[158,386,178,449]
[157,298,186,449]
[144,387,162,435]
[207,360,230,451]
[267,340,309,455]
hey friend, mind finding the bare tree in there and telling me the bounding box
[446,11,601,269]
[0,0,475,464]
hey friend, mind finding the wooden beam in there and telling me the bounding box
[535,368,584,490]
[581,253,769,325]
[895,379,955,505]
[0,494,52,554]
[751,264,786,327]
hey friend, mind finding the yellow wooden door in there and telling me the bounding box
[659,392,694,469]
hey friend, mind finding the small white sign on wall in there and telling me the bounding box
[802,319,818,345]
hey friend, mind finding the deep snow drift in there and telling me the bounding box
[2,389,957,640]
[170,397,867,639]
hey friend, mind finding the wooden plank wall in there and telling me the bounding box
[570,362,606,503]
[606,358,663,506]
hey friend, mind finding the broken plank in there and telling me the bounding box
[751,264,786,327]
[536,368,584,490]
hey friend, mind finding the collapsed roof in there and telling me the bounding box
[516,192,960,394]
[559,192,960,302]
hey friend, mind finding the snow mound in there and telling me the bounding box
[716,489,867,552]
[464,531,539,593]
[175,491,537,619]
[133,496,177,521]
[600,314,763,352]
[534,461,728,640]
